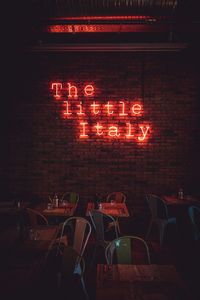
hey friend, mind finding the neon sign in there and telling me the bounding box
[51,82,151,142]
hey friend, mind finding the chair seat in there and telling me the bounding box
[154,217,176,224]
[105,236,151,265]
[188,205,200,241]
[167,217,176,224]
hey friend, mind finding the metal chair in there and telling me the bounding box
[106,192,126,233]
[57,217,91,257]
[26,207,49,227]
[56,217,91,299]
[89,210,119,264]
[188,205,200,241]
[105,235,151,265]
[61,192,79,204]
[106,192,126,203]
[145,194,177,245]
[59,246,90,300]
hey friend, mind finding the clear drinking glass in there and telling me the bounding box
[29,229,39,240]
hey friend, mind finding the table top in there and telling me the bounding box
[38,203,77,217]
[86,202,129,217]
[14,225,59,261]
[0,202,29,214]
[163,195,199,206]
[96,264,190,300]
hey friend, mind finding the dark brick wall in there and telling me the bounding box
[3,51,200,207]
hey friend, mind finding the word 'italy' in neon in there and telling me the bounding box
[79,122,150,140]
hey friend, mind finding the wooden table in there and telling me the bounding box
[86,202,129,217]
[162,195,199,237]
[37,203,77,218]
[163,195,199,206]
[25,225,60,260]
[96,264,191,300]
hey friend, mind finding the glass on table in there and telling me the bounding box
[111,199,114,205]
[29,229,40,240]
[47,202,53,210]
[61,200,68,207]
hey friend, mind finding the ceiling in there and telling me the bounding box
[9,1,200,51]
[29,0,199,19]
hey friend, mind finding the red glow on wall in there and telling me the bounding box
[62,101,143,117]
[126,122,135,138]
[84,85,94,96]
[46,16,158,33]
[51,82,95,99]
[50,16,156,21]
[119,101,128,116]
[79,122,88,138]
[132,103,142,115]
[67,82,78,98]
[51,82,62,98]
[47,23,161,33]
[50,81,152,143]
[91,102,100,115]
[105,102,114,115]
[77,102,85,116]
[79,122,150,141]
[138,125,150,141]
[94,123,103,136]
[63,101,72,116]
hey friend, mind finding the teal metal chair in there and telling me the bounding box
[105,236,151,265]
[188,205,200,241]
[145,194,177,245]
[89,210,119,264]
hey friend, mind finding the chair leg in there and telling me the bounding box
[159,223,166,245]
[116,218,121,235]
[56,271,61,289]
[81,276,90,300]
[90,244,97,267]
[175,223,178,235]
[146,219,153,240]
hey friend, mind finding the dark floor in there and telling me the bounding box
[1,204,200,300]
[83,206,200,300]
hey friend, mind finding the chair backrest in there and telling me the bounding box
[61,192,79,204]
[60,247,88,298]
[188,205,200,240]
[58,217,91,257]
[105,236,151,265]
[60,246,85,279]
[145,194,168,219]
[89,210,118,247]
[26,208,49,227]
[106,192,126,203]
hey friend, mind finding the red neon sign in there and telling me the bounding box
[62,101,143,116]
[51,82,151,142]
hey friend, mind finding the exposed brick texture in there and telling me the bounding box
[3,51,200,208]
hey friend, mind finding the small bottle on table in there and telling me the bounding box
[54,194,59,207]
[178,188,184,199]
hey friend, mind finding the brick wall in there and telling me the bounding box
[4,51,200,207]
